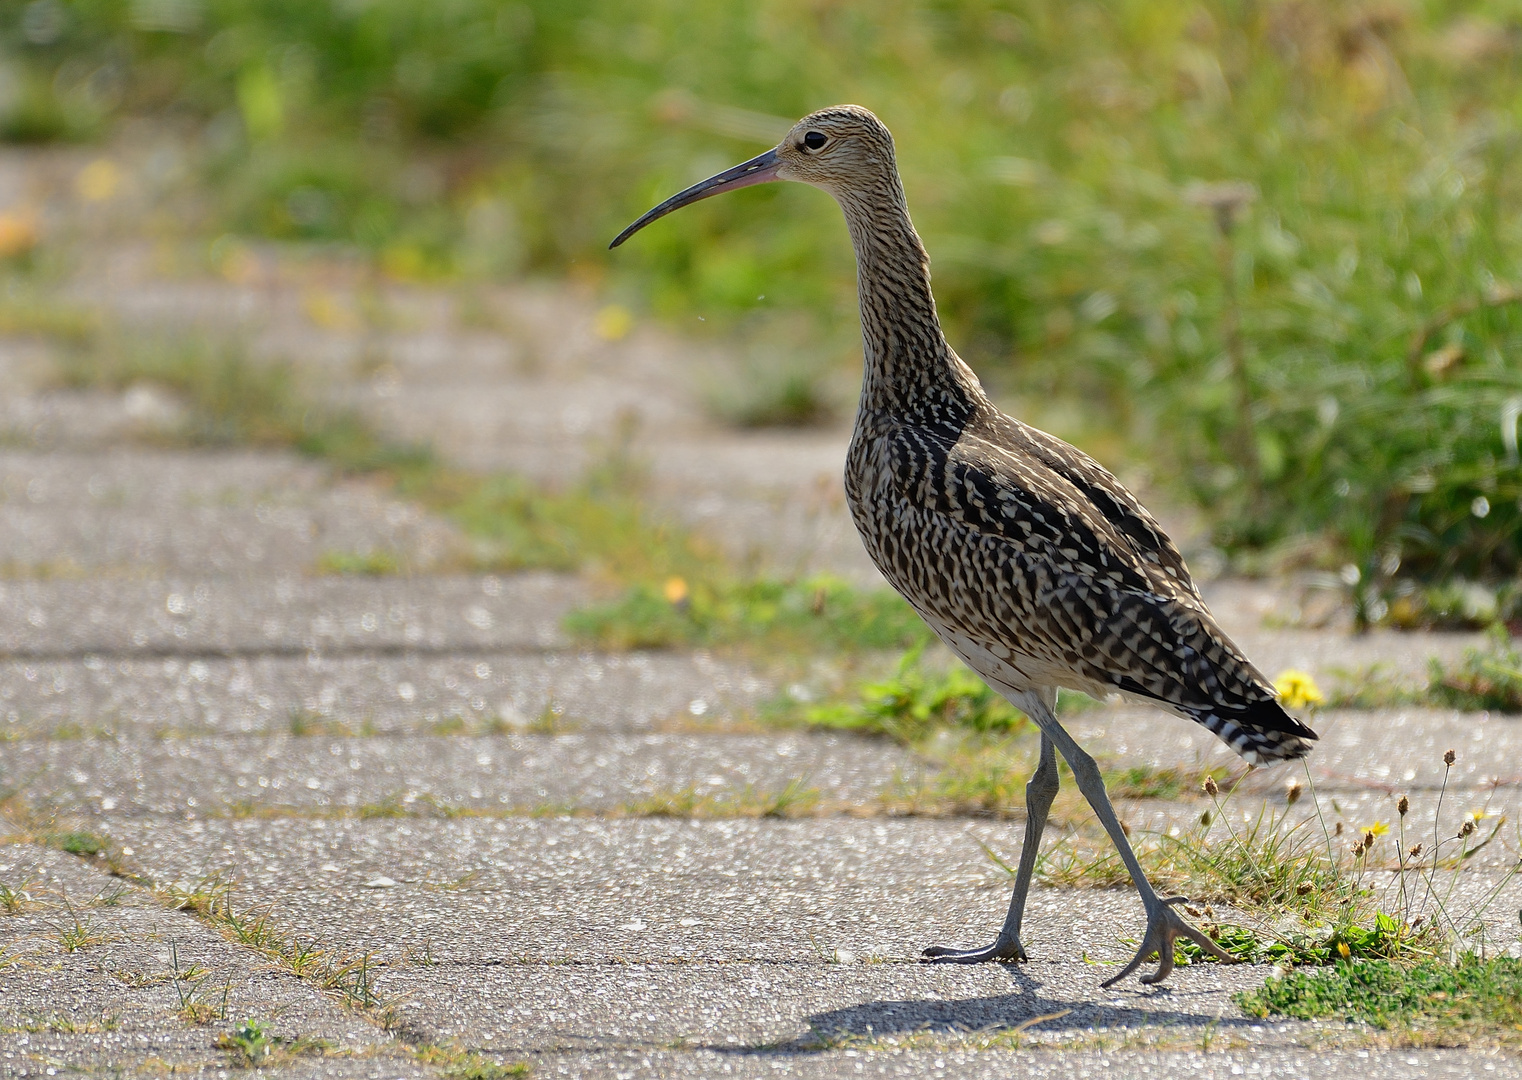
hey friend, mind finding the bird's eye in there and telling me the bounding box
[802,131,827,150]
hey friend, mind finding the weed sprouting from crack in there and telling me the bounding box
[0,878,40,915]
[159,873,401,1016]
[615,776,822,819]
[410,1042,530,1079]
[169,940,231,1025]
[0,1011,121,1035]
[54,895,108,952]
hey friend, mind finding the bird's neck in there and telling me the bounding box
[836,183,983,427]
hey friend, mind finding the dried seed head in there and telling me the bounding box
[1398,795,1409,817]
[1409,843,1423,859]
[1334,821,1344,836]
[1200,810,1212,827]
[1444,749,1456,766]
[1352,842,1365,857]
[1286,781,1303,806]
[1460,819,1475,838]
[1363,830,1376,850]
[1204,777,1219,797]
[1296,882,1313,896]
[1185,179,1258,235]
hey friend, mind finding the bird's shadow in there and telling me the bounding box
[770,965,1256,1051]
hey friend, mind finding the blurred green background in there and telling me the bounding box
[4,0,1522,626]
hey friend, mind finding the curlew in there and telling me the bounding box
[610,105,1316,987]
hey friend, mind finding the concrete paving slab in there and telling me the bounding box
[0,450,461,576]
[4,731,919,817]
[0,844,420,1078]
[0,572,579,659]
[0,649,765,738]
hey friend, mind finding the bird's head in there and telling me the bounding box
[609,104,896,249]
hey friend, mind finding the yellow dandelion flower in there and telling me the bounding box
[1468,809,1487,822]
[1365,821,1389,837]
[662,576,690,606]
[1337,942,1351,959]
[1273,669,1325,710]
[593,304,634,341]
[75,159,121,203]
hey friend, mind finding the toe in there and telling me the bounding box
[1140,929,1177,985]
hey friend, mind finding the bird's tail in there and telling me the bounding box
[1190,698,1317,765]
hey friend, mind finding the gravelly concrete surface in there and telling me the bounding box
[0,572,578,658]
[0,450,461,577]
[4,732,919,815]
[0,649,765,738]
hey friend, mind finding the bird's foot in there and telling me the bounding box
[920,936,1027,964]
[1100,895,1235,988]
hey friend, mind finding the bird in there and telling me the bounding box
[610,105,1317,987]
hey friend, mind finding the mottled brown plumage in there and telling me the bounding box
[611,104,1316,987]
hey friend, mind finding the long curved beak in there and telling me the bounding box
[609,148,781,249]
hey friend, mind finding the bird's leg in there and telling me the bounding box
[1032,711,1234,988]
[921,730,1059,964]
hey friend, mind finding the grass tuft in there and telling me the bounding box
[0,879,39,915]
[564,575,930,654]
[412,1044,530,1080]
[1238,956,1522,1033]
[616,777,820,819]
[315,549,403,577]
[794,644,1028,743]
[43,830,108,857]
[1427,628,1522,713]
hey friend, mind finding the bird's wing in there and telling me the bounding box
[881,420,1314,751]
[982,411,1207,608]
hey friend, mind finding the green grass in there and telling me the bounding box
[0,880,38,916]
[1427,627,1522,712]
[315,549,403,577]
[1238,956,1522,1035]
[785,643,1026,742]
[615,777,821,819]
[565,575,930,653]
[1175,910,1438,968]
[412,1045,530,1080]
[42,830,108,858]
